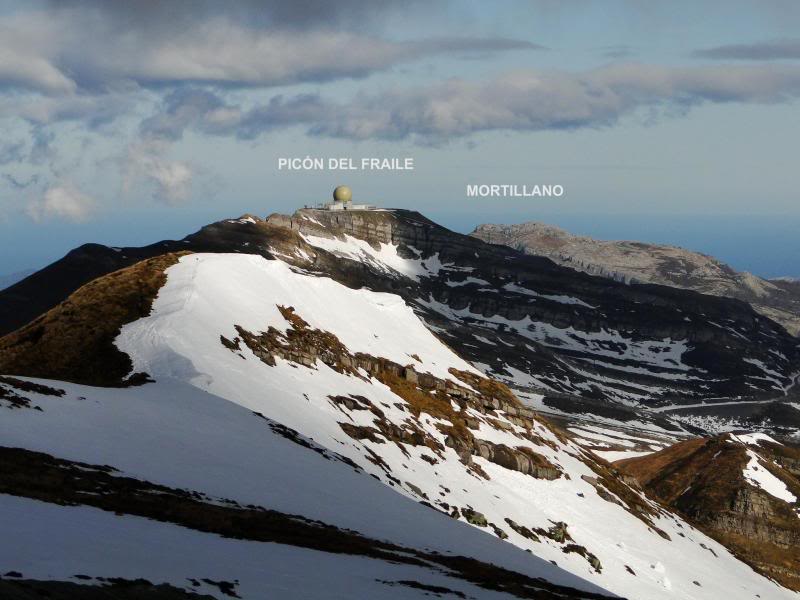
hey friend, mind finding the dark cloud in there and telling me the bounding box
[28,127,55,166]
[3,174,41,189]
[140,88,228,141]
[693,39,800,60]
[0,140,25,164]
[45,0,425,32]
[0,6,538,95]
[599,45,635,59]
[311,63,800,142]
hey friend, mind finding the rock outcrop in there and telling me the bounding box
[618,434,800,590]
[471,221,800,336]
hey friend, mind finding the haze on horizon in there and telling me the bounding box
[0,0,799,278]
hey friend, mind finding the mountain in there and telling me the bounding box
[0,269,34,292]
[2,210,799,442]
[1,226,796,598]
[4,211,798,404]
[471,222,800,337]
[618,432,800,590]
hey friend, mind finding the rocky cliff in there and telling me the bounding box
[618,433,800,590]
[471,222,800,336]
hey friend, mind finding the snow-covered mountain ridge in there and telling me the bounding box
[1,248,796,598]
[3,209,798,413]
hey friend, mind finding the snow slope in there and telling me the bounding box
[105,253,796,599]
[0,378,604,599]
[0,496,526,600]
[729,433,798,504]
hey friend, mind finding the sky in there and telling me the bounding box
[0,0,799,277]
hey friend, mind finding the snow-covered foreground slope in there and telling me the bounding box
[0,495,538,600]
[95,253,790,600]
[0,378,607,599]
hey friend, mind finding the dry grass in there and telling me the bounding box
[449,368,520,407]
[0,253,188,386]
[618,436,800,591]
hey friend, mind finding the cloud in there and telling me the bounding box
[312,63,800,142]
[139,88,236,141]
[2,92,138,128]
[3,174,40,190]
[47,0,424,31]
[27,183,95,222]
[0,8,539,94]
[141,63,800,144]
[693,39,800,60]
[599,45,635,59]
[28,127,56,166]
[123,139,193,204]
[0,12,77,95]
[0,53,76,96]
[0,140,25,164]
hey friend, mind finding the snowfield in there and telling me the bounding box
[0,253,794,600]
[0,495,529,600]
[0,379,605,599]
[118,254,478,384]
[729,434,798,504]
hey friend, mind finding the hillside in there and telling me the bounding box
[2,210,799,437]
[618,433,800,590]
[0,269,34,292]
[7,211,800,404]
[0,248,794,599]
[471,222,800,336]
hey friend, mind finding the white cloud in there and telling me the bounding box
[137,63,800,144]
[27,183,95,222]
[123,140,192,205]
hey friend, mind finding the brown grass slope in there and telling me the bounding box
[618,436,800,590]
[0,253,189,386]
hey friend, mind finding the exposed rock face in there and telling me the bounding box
[618,434,800,590]
[473,440,561,480]
[265,209,800,406]
[471,221,800,336]
[227,303,563,483]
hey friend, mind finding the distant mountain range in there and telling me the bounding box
[472,222,800,337]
